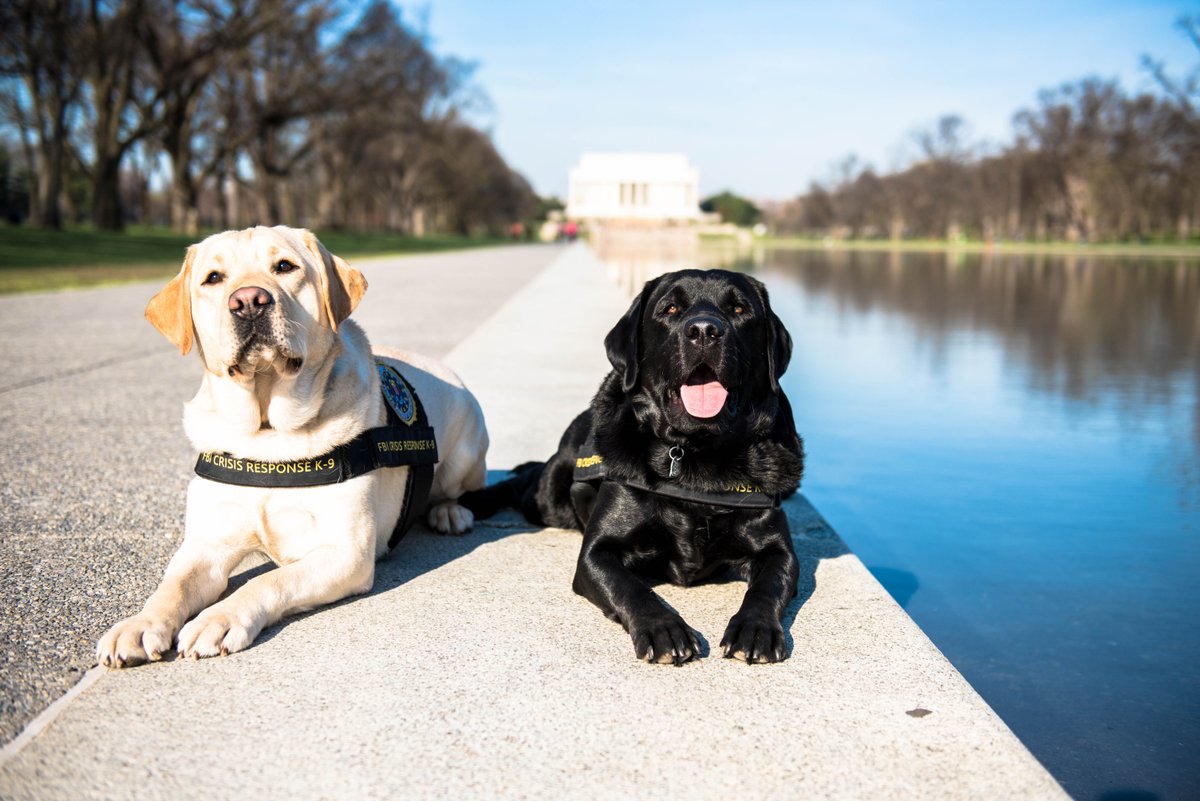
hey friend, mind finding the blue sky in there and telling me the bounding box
[400,0,1198,201]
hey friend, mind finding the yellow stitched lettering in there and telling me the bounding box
[210,454,244,471]
[378,439,435,453]
[576,455,603,468]
[202,452,336,474]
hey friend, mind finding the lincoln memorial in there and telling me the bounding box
[566,153,702,224]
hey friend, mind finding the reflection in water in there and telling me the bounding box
[756,248,1200,511]
[592,239,1200,801]
[591,227,748,296]
[761,248,1200,429]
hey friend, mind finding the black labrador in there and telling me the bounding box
[463,269,804,665]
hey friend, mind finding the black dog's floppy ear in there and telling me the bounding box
[749,276,792,391]
[768,310,793,391]
[604,277,658,393]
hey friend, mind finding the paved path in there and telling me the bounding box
[0,243,1066,799]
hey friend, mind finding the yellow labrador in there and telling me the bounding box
[96,226,487,667]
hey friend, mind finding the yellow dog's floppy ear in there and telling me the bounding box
[303,230,367,331]
[145,245,197,355]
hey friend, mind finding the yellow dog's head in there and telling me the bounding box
[145,226,367,379]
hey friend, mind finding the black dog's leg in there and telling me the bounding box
[568,481,598,528]
[572,489,701,666]
[720,510,800,664]
[574,541,703,666]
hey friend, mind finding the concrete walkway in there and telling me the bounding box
[0,243,1067,799]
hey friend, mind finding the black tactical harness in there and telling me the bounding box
[194,361,438,550]
[571,433,779,510]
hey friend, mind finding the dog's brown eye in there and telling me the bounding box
[202,271,223,286]
[274,259,298,274]
[732,305,745,315]
[665,304,679,316]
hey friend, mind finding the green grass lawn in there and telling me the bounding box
[0,226,509,294]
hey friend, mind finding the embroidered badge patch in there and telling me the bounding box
[377,363,417,425]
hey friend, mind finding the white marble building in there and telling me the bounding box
[566,153,701,223]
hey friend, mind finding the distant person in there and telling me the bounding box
[509,221,524,240]
[564,220,578,241]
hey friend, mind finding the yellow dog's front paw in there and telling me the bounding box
[427,501,474,535]
[177,608,259,659]
[96,616,176,668]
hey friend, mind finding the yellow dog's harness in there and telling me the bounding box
[193,362,437,549]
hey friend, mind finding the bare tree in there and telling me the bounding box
[771,69,1196,244]
[1144,15,1200,239]
[76,0,156,230]
[0,0,83,229]
[314,0,458,231]
[2,0,536,235]
[913,115,974,239]
[232,2,334,224]
[142,0,288,232]
[420,118,534,236]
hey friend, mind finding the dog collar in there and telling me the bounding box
[572,434,779,510]
[194,362,437,549]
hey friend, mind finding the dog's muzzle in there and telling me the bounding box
[676,315,737,420]
[225,285,294,375]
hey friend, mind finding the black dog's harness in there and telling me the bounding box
[194,361,438,549]
[572,433,779,510]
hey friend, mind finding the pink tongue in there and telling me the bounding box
[679,381,728,418]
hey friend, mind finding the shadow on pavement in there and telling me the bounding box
[241,508,540,651]
[238,491,845,658]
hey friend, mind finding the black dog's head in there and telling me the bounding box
[604,269,793,440]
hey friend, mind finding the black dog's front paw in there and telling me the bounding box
[720,614,788,664]
[630,616,702,666]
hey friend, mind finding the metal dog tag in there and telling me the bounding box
[668,446,684,479]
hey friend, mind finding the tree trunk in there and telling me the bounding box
[33,134,65,229]
[83,0,148,232]
[163,102,199,233]
[14,0,79,230]
[22,61,68,230]
[30,88,68,228]
[91,156,124,231]
[220,169,239,229]
[168,155,199,233]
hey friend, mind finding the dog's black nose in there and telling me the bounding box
[684,314,725,344]
[228,286,274,319]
